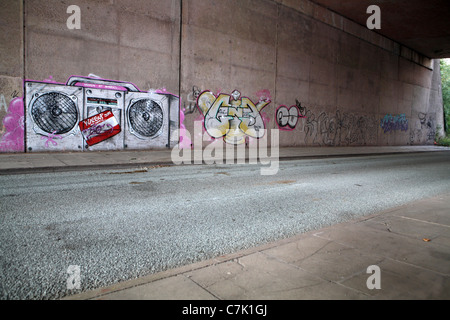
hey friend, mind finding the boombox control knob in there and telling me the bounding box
[51,106,63,117]
[143,112,151,122]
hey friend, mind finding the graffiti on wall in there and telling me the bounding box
[380,114,409,133]
[409,112,436,145]
[0,97,25,152]
[41,131,62,148]
[306,108,377,146]
[276,100,306,131]
[178,108,192,149]
[1,76,441,153]
[197,89,271,145]
[79,110,121,146]
[279,100,378,146]
[183,86,202,115]
[255,89,272,103]
[22,75,179,152]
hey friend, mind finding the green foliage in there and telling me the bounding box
[436,136,450,147]
[440,59,450,134]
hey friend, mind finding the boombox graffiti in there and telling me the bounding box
[24,75,180,152]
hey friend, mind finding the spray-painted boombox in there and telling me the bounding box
[24,76,180,152]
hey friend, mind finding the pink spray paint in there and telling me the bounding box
[178,108,193,149]
[0,97,25,152]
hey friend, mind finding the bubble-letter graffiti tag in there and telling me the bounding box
[276,103,306,131]
[197,90,271,145]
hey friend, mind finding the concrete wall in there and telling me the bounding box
[0,0,444,153]
[0,0,24,152]
[24,0,181,91]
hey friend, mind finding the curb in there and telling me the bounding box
[0,149,447,175]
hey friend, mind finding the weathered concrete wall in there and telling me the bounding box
[180,0,278,147]
[24,0,180,91]
[0,0,24,152]
[0,0,444,152]
[181,0,442,148]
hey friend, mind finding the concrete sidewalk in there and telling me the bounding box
[64,192,450,300]
[0,145,449,174]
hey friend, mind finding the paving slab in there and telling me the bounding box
[315,223,450,275]
[263,237,385,283]
[96,275,217,300]
[341,258,450,300]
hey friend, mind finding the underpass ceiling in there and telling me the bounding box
[310,0,450,58]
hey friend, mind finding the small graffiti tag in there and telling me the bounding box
[41,131,62,148]
[380,114,409,133]
[276,100,306,131]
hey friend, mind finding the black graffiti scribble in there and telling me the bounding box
[11,90,20,99]
[302,106,377,146]
[409,112,436,145]
[183,86,202,115]
[296,99,306,118]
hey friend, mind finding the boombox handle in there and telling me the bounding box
[66,76,140,92]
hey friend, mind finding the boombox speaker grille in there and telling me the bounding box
[129,99,164,137]
[31,92,78,134]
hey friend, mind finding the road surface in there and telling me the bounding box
[0,152,449,299]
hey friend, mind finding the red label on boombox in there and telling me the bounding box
[79,111,121,146]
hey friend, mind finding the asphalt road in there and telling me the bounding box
[1,152,449,299]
